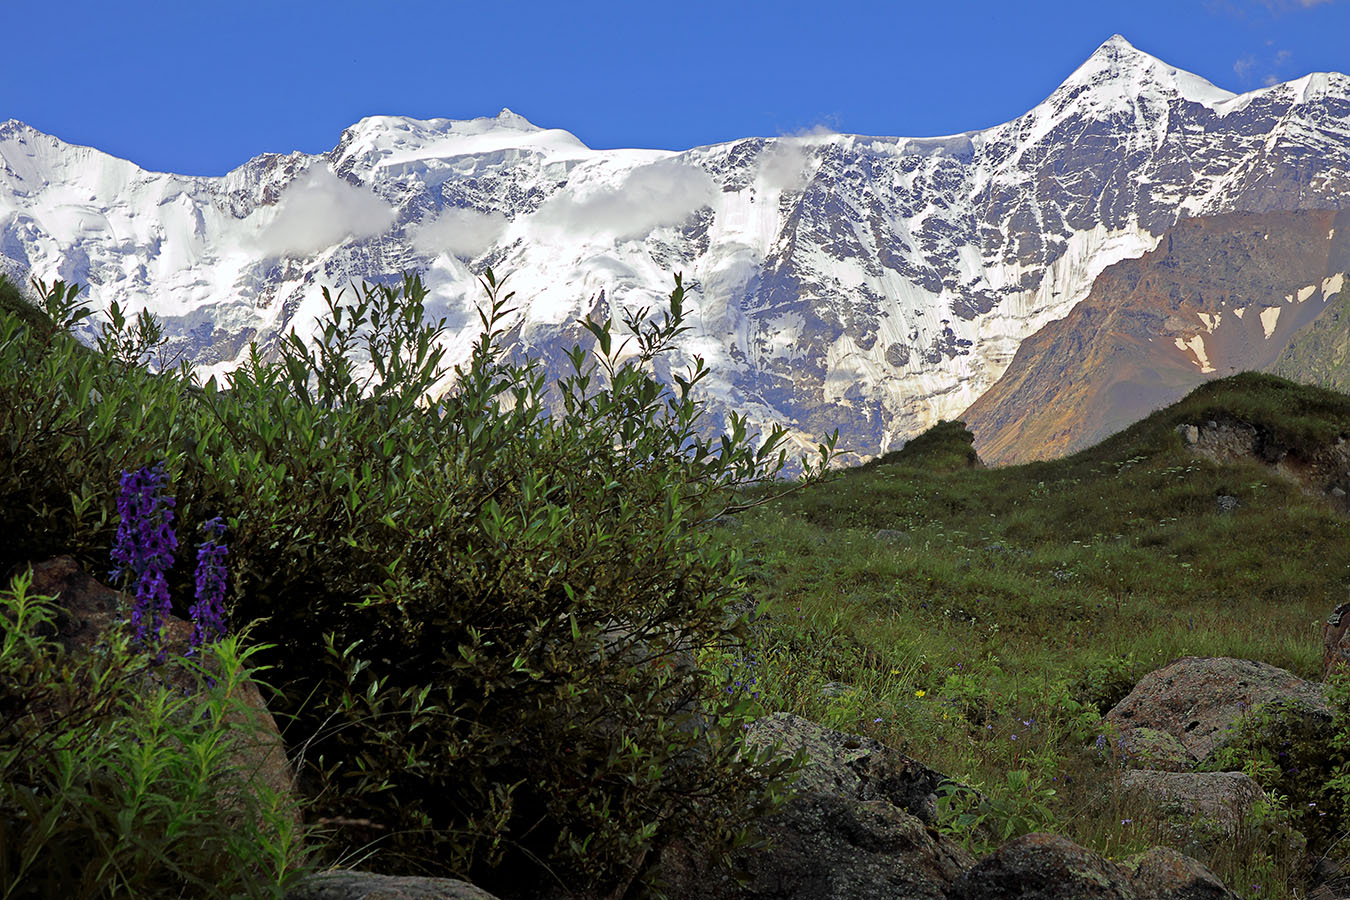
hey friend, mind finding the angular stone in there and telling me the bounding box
[1103,656,1330,766]
[657,713,974,900]
[1122,847,1238,900]
[1323,602,1350,681]
[954,832,1135,899]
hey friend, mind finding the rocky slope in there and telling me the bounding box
[4,36,1350,459]
[963,209,1350,464]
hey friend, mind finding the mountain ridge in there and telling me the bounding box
[4,36,1350,461]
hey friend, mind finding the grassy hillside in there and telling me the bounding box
[727,373,1350,897]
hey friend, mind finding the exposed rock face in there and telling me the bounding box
[1172,417,1350,512]
[1103,657,1330,768]
[964,209,1350,465]
[658,713,974,900]
[5,38,1350,462]
[1325,602,1350,679]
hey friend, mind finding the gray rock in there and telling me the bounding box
[1115,770,1266,854]
[658,713,974,900]
[1102,727,1191,772]
[1176,424,1200,445]
[874,528,911,545]
[285,871,502,900]
[954,832,1135,899]
[1103,656,1330,767]
[1122,847,1239,900]
[741,713,953,827]
[1324,602,1350,680]
[1214,495,1239,515]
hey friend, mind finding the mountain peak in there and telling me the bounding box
[332,111,588,171]
[1055,34,1236,110]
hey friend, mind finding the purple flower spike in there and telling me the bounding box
[189,516,230,654]
[110,463,178,663]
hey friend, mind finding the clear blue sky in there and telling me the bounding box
[6,0,1348,176]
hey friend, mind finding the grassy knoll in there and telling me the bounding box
[725,376,1350,898]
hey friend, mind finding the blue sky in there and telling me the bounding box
[6,0,1348,175]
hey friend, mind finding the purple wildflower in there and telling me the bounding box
[110,463,177,662]
[189,516,229,651]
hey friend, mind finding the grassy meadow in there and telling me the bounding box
[717,377,1350,897]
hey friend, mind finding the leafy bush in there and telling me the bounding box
[0,277,197,575]
[1199,691,1343,854]
[181,271,831,896]
[0,269,831,896]
[862,419,982,471]
[0,568,310,899]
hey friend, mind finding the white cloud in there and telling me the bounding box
[250,165,396,258]
[1234,55,1257,79]
[759,127,836,194]
[532,161,715,241]
[1264,73,1280,85]
[409,207,508,259]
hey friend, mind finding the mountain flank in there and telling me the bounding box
[963,209,1350,464]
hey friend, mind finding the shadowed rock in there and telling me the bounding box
[1103,656,1330,768]
[285,872,502,900]
[657,713,973,900]
[1122,847,1239,900]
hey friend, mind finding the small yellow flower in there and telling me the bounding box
[915,689,926,698]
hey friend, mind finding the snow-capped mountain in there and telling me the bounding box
[4,35,1350,461]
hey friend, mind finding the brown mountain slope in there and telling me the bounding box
[963,209,1350,465]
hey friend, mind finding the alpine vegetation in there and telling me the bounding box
[109,463,179,661]
[0,269,835,899]
[188,516,229,653]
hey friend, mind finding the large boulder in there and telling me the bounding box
[24,556,299,830]
[742,712,952,827]
[954,832,1134,899]
[1115,771,1274,856]
[656,713,974,900]
[1121,847,1240,900]
[954,833,1238,900]
[1103,657,1329,769]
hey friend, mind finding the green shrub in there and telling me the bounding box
[0,278,197,574]
[1070,653,1142,715]
[862,419,982,471]
[0,568,312,899]
[1199,691,1342,854]
[180,271,829,895]
[0,264,831,895]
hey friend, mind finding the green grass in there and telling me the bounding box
[724,375,1350,899]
